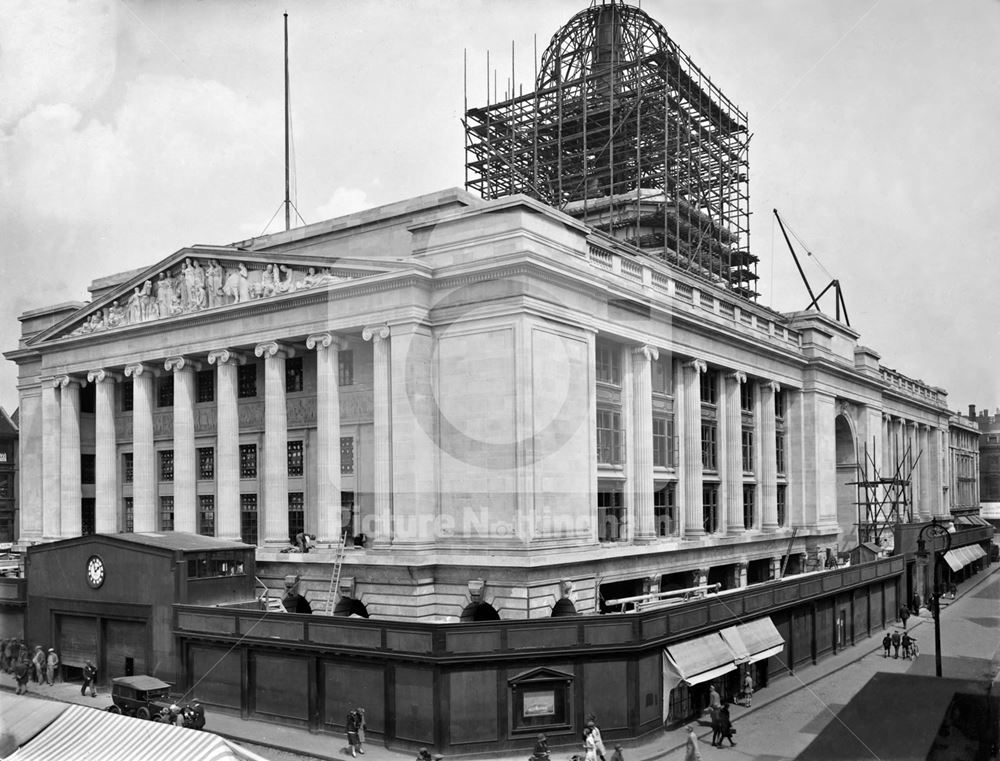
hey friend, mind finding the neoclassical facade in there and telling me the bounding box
[6,189,958,619]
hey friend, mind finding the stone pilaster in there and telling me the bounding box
[918,424,932,520]
[307,333,347,544]
[363,325,392,547]
[681,359,706,537]
[165,357,200,533]
[57,375,83,538]
[255,341,292,545]
[760,381,780,531]
[724,371,746,534]
[208,350,244,541]
[41,378,62,540]
[881,413,891,474]
[87,370,119,533]
[631,345,658,542]
[125,363,157,532]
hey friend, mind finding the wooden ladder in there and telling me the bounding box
[324,533,349,615]
[255,576,287,613]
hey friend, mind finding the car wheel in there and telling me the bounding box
[137,707,151,720]
[107,706,121,714]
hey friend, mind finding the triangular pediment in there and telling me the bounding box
[34,247,395,344]
[507,666,574,685]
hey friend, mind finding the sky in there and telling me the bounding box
[1,0,999,416]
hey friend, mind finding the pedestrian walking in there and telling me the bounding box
[901,632,913,660]
[911,592,921,615]
[14,657,30,695]
[890,630,901,659]
[586,716,607,761]
[45,648,59,685]
[741,671,754,708]
[356,706,367,754]
[346,709,362,758]
[609,744,624,761]
[0,638,9,672]
[899,604,910,630]
[882,631,891,657]
[583,726,598,761]
[683,724,702,761]
[719,705,737,747]
[533,733,550,761]
[708,683,722,717]
[710,707,723,747]
[948,582,957,599]
[81,659,98,697]
[31,645,45,683]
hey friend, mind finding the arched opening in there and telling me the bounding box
[598,578,644,613]
[333,597,370,618]
[835,414,858,553]
[460,601,501,622]
[551,598,578,617]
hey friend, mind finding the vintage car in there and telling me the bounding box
[107,675,174,720]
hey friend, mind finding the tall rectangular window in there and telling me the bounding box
[776,432,786,475]
[285,357,304,393]
[238,364,257,398]
[196,370,215,403]
[651,356,673,395]
[338,350,354,387]
[159,450,174,482]
[597,409,624,465]
[653,417,676,467]
[701,422,717,470]
[741,382,754,412]
[120,382,133,412]
[198,495,215,537]
[595,341,621,386]
[122,452,134,483]
[743,485,756,530]
[123,497,134,533]
[598,488,625,542]
[774,389,786,419]
[198,447,214,480]
[159,496,174,532]
[80,453,96,485]
[742,428,754,472]
[340,437,355,475]
[240,494,258,545]
[239,444,257,479]
[654,483,676,536]
[81,498,95,536]
[700,369,717,405]
[287,440,304,477]
[777,485,787,528]
[288,492,305,540]
[702,484,719,534]
[157,377,174,408]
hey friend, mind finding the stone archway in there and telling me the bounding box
[835,413,859,553]
[460,601,501,621]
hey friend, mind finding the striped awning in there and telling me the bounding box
[720,617,786,665]
[4,702,271,761]
[942,544,986,573]
[664,631,737,686]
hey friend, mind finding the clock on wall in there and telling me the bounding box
[86,555,105,589]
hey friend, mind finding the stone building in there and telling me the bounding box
[0,407,17,544]
[972,406,1000,529]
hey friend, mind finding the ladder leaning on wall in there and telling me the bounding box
[324,532,350,615]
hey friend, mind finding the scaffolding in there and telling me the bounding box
[464,1,757,299]
[851,439,920,548]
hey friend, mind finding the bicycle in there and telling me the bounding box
[909,640,919,658]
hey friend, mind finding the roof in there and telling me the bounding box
[113,674,172,691]
[0,693,272,761]
[28,531,253,556]
[0,406,17,435]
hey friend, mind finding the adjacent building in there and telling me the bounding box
[0,407,17,544]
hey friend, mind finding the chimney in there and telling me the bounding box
[968,404,976,420]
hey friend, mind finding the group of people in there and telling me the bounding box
[706,684,737,749]
[882,630,917,659]
[346,706,368,758]
[2,640,60,695]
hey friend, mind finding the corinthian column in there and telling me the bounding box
[125,363,156,532]
[41,378,62,540]
[57,376,83,538]
[307,333,347,544]
[208,350,243,541]
[682,359,706,537]
[87,370,119,533]
[760,381,780,531]
[917,423,932,521]
[724,371,746,534]
[255,341,292,545]
[631,345,658,542]
[165,357,200,533]
[363,325,392,547]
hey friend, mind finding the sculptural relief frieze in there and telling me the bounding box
[238,402,265,429]
[69,258,360,337]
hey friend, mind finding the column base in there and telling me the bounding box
[761,522,781,532]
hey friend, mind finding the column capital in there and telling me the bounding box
[86,369,121,384]
[124,362,157,379]
[306,332,350,352]
[764,380,781,394]
[254,341,295,360]
[55,374,87,389]
[362,324,391,343]
[632,344,659,362]
[164,356,203,373]
[727,370,747,384]
[683,358,707,374]
[207,349,246,366]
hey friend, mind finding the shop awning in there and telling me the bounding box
[942,544,985,572]
[663,632,737,686]
[719,617,785,665]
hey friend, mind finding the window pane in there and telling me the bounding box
[120,381,133,412]
[157,378,174,408]
[743,485,755,530]
[159,450,174,481]
[198,447,215,480]
[597,410,624,465]
[240,494,258,545]
[288,492,304,540]
[340,437,354,475]
[159,496,174,531]
[654,484,676,536]
[285,357,304,393]
[197,370,215,403]
[238,364,257,398]
[702,485,718,534]
[338,350,354,387]
[742,429,754,472]
[122,453,134,483]
[198,495,215,536]
[240,444,257,479]
[596,342,621,386]
[123,497,134,533]
[80,454,96,485]
[287,440,304,477]
[597,488,625,541]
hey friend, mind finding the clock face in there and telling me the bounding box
[86,555,105,589]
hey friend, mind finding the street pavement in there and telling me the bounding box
[2,561,997,761]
